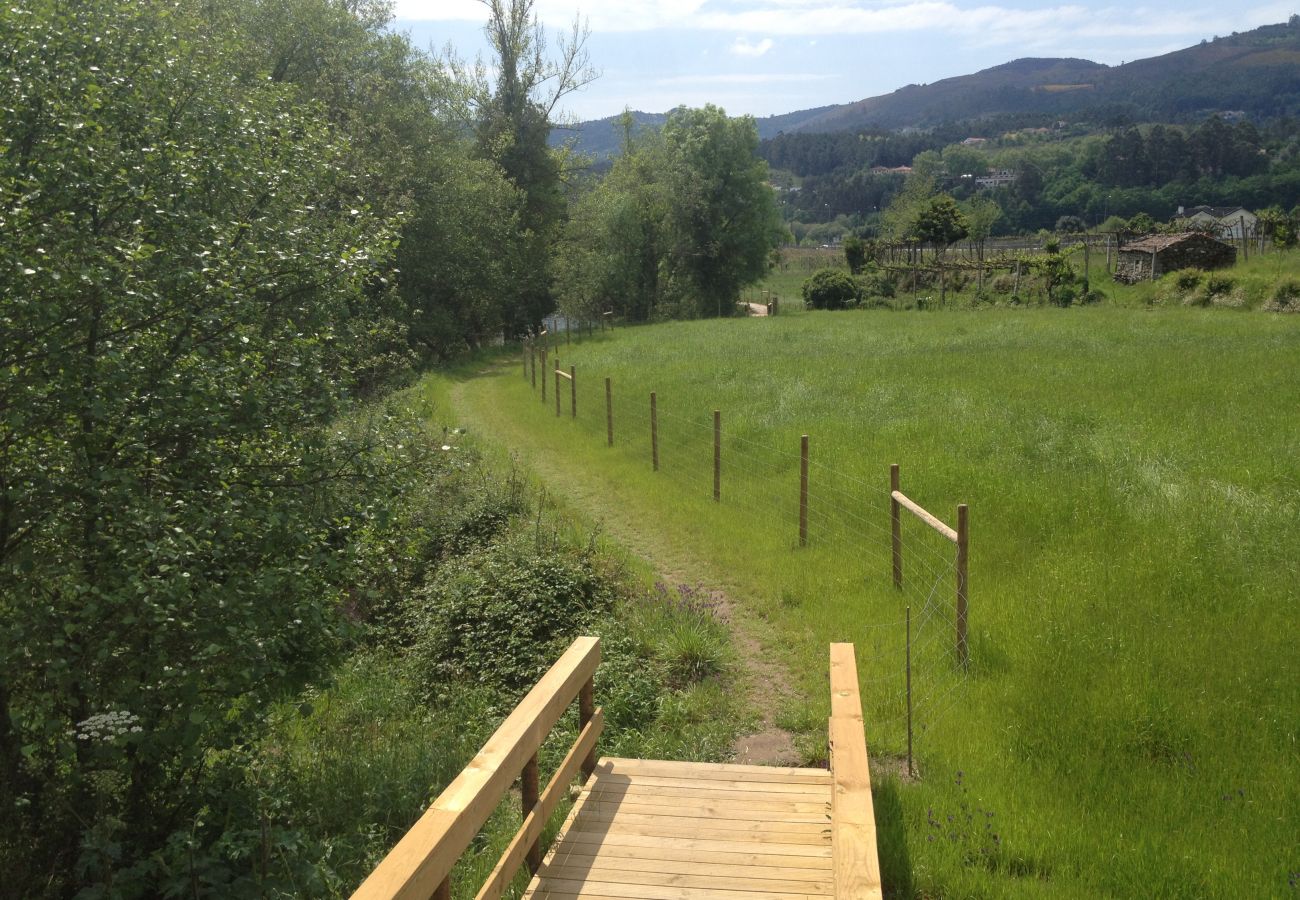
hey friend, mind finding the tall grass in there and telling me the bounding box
[443,305,1299,897]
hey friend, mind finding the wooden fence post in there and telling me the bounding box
[605,377,613,446]
[956,503,969,669]
[799,434,809,547]
[579,676,597,777]
[570,366,576,419]
[530,343,536,390]
[540,350,547,404]
[434,878,450,900]
[650,392,658,472]
[713,410,721,502]
[891,464,902,589]
[522,754,541,872]
[554,368,561,417]
[522,342,528,378]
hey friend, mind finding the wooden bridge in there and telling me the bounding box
[353,637,882,900]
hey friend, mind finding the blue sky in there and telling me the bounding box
[393,1,1297,121]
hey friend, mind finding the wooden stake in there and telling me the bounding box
[1240,215,1248,261]
[650,392,658,472]
[891,464,902,589]
[540,350,547,404]
[530,343,536,390]
[579,676,597,777]
[956,503,969,669]
[522,754,541,872]
[570,366,576,419]
[713,410,721,502]
[522,342,528,378]
[554,368,561,417]
[605,377,613,446]
[799,434,809,547]
[906,605,913,778]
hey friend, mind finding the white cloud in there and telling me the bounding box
[731,36,775,56]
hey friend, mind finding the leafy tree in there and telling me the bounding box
[661,105,785,316]
[0,1,400,890]
[843,235,867,274]
[914,195,970,256]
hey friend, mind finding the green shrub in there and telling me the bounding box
[1268,278,1300,311]
[410,535,619,691]
[991,274,1016,295]
[1172,268,1204,293]
[801,268,860,310]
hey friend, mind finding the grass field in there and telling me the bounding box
[433,304,1298,897]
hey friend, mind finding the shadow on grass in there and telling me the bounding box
[875,775,915,899]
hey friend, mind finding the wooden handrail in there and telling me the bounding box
[891,489,958,543]
[352,636,601,900]
[828,643,882,900]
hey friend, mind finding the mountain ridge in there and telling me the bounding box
[553,19,1300,158]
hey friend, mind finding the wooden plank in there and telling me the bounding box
[599,758,830,784]
[532,877,826,900]
[552,829,832,859]
[541,865,831,896]
[573,807,828,834]
[890,490,958,543]
[475,710,605,900]
[543,840,831,871]
[581,783,831,808]
[538,853,833,888]
[352,637,600,900]
[566,817,830,845]
[829,644,864,724]
[587,773,819,794]
[573,799,830,824]
[828,643,882,900]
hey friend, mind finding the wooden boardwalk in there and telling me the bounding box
[527,758,833,899]
[353,637,881,900]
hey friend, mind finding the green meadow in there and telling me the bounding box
[433,301,1299,898]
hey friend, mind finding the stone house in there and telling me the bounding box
[1114,233,1236,284]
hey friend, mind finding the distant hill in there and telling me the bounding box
[554,19,1300,157]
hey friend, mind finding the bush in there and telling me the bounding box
[991,274,1016,295]
[410,535,619,691]
[856,270,896,303]
[801,268,860,310]
[1266,278,1300,312]
[1172,268,1204,293]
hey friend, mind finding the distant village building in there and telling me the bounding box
[1114,233,1236,284]
[868,165,912,175]
[961,137,988,146]
[974,169,1016,190]
[1176,205,1256,239]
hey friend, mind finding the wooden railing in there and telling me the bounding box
[352,636,603,900]
[829,643,883,900]
[890,463,970,668]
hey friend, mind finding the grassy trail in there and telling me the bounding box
[446,374,804,764]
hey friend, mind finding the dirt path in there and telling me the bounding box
[449,374,802,766]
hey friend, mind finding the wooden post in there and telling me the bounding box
[540,350,547,404]
[650,392,658,472]
[1106,234,1113,272]
[906,605,913,778]
[956,503,969,669]
[605,377,613,446]
[579,677,597,777]
[713,410,721,502]
[554,368,561,417]
[522,342,528,378]
[1240,215,1248,261]
[1083,238,1090,295]
[570,365,576,419]
[566,319,571,346]
[434,878,450,900]
[522,754,541,873]
[891,464,902,589]
[799,434,809,547]
[530,343,536,390]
